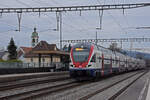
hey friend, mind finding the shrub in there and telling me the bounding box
[0,59,22,63]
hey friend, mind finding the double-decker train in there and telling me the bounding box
[69,43,145,79]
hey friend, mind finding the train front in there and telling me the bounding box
[69,43,94,79]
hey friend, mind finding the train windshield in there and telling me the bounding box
[72,43,91,62]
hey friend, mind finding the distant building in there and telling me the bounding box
[0,51,5,60]
[17,27,39,62]
[17,47,32,62]
[0,51,9,61]
[0,47,5,52]
[31,27,39,47]
[17,27,69,68]
[24,41,69,67]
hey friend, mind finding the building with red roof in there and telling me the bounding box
[17,47,32,61]
[17,28,70,68]
[23,41,69,67]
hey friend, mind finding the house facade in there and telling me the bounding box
[17,28,70,68]
[0,51,9,61]
[17,47,32,62]
[24,41,69,68]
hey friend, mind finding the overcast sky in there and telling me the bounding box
[0,0,150,49]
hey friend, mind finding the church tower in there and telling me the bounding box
[31,27,39,47]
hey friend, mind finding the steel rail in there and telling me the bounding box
[0,81,83,100]
[79,70,147,100]
[0,71,68,83]
[0,71,143,100]
[0,75,70,91]
[108,70,148,100]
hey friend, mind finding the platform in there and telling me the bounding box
[115,70,150,100]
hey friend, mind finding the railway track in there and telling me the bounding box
[0,71,70,100]
[107,71,148,100]
[0,71,92,100]
[0,74,70,91]
[79,70,148,100]
[0,71,68,83]
[34,70,146,100]
[0,80,86,100]
[0,82,73,100]
[0,70,147,100]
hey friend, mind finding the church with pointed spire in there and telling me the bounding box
[31,27,39,47]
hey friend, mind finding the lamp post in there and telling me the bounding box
[95,27,101,45]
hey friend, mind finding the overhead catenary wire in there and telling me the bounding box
[48,0,150,46]
[0,0,149,48]
[49,0,92,31]
[16,0,58,32]
[24,0,81,34]
[15,0,31,7]
[31,0,92,33]
[49,0,105,39]
[37,0,91,48]
[97,0,128,34]
[0,2,34,31]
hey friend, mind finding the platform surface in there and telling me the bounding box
[115,70,150,100]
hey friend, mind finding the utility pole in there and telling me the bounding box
[96,27,101,45]
[96,31,98,45]
[120,41,123,49]
[59,12,62,50]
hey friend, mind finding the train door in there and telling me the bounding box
[96,53,100,68]
[128,58,132,71]
[103,54,112,75]
[118,57,120,72]
[115,56,120,73]
[119,56,125,72]
[98,53,102,69]
[101,53,104,76]
[110,56,113,74]
[124,58,127,70]
[111,52,116,73]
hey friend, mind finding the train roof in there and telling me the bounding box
[73,42,144,60]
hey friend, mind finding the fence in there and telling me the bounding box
[0,62,69,70]
[0,62,69,74]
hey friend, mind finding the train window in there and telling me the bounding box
[31,58,33,62]
[116,60,118,64]
[112,59,115,63]
[104,58,110,60]
[97,46,100,50]
[97,56,101,62]
[91,54,96,62]
[73,51,89,62]
[42,58,45,62]
[99,57,101,62]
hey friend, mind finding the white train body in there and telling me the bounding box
[69,43,145,78]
